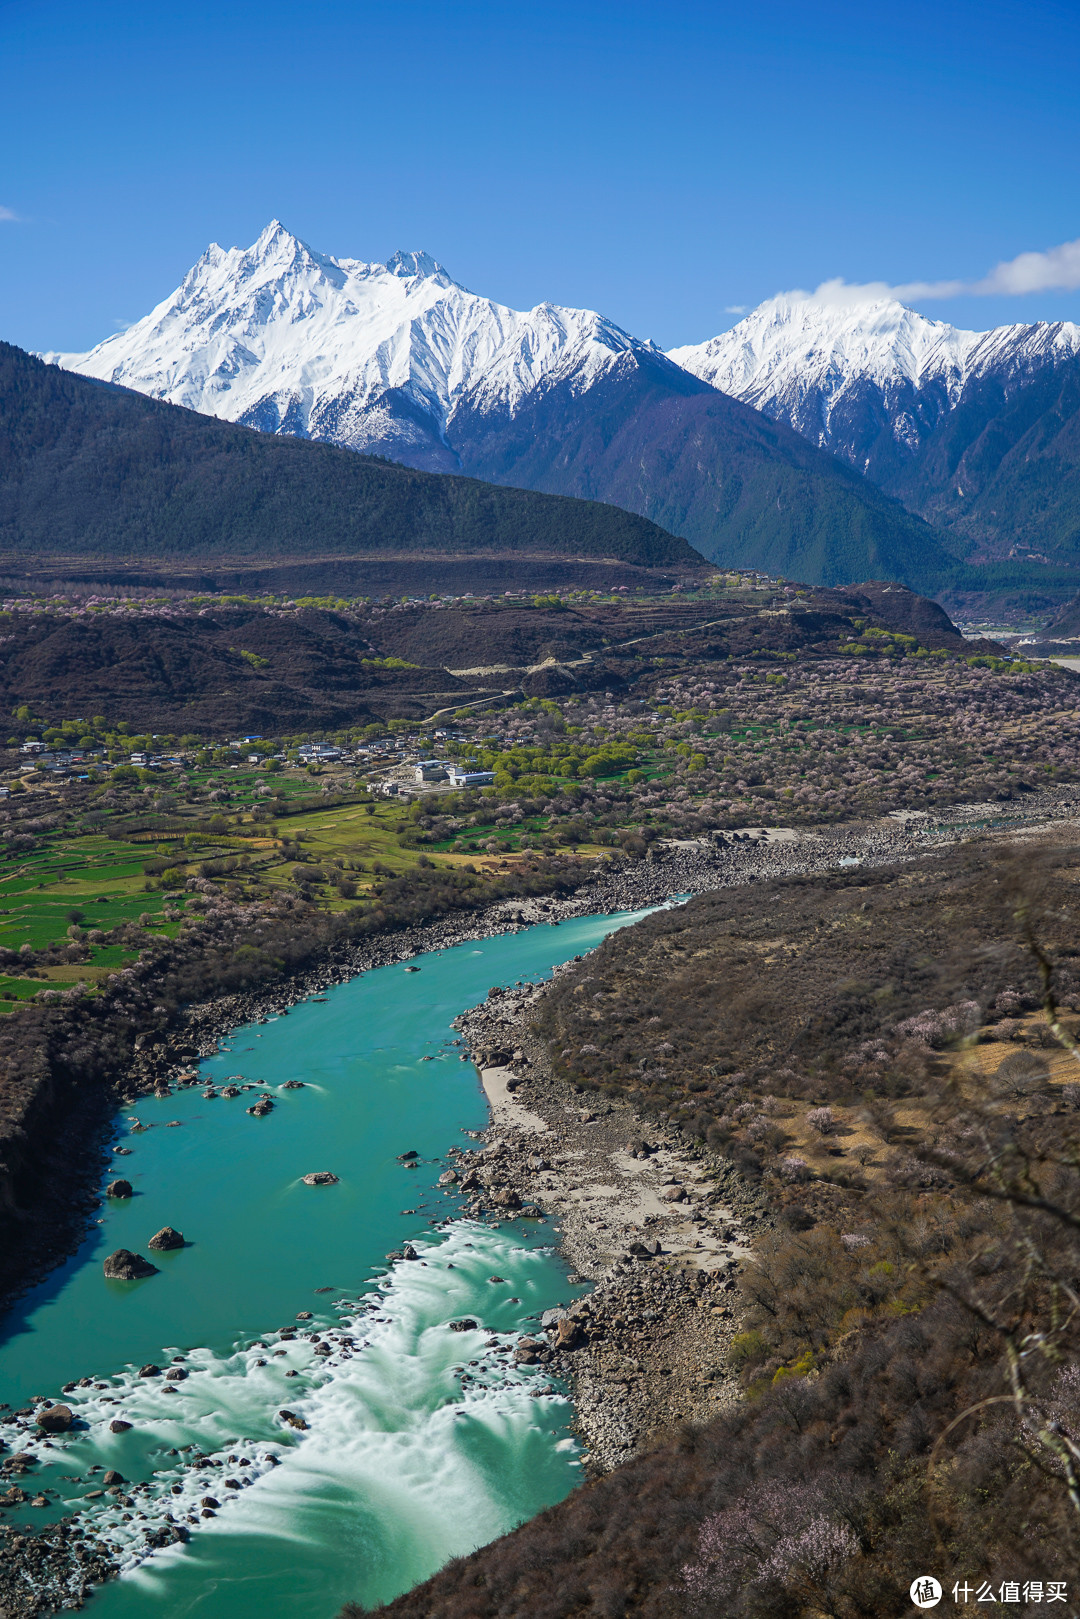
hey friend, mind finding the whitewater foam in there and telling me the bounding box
[21,1223,573,1585]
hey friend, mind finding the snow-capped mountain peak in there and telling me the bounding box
[668,290,1080,469]
[384,248,453,284]
[669,291,981,413]
[47,222,656,465]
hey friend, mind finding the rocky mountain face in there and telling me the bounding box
[44,225,954,588]
[46,221,666,473]
[670,293,1080,480]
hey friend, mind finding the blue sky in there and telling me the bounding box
[3,0,1080,352]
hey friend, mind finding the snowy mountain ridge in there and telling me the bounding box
[43,224,1080,577]
[49,225,1080,481]
[46,220,659,461]
[668,292,1080,464]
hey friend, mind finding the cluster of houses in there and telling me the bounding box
[413,759,494,787]
[11,729,497,799]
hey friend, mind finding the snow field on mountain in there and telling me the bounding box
[669,291,1080,449]
[48,222,653,448]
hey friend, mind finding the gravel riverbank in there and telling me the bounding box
[456,979,768,1472]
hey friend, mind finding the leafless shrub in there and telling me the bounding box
[988,1048,1050,1100]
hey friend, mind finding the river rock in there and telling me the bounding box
[165,1368,188,1381]
[282,1080,305,1089]
[145,1523,189,1548]
[555,1318,584,1349]
[397,1150,419,1162]
[103,1249,158,1280]
[247,1096,274,1116]
[148,1226,185,1251]
[102,1470,125,1486]
[138,1364,161,1377]
[302,1172,339,1186]
[448,1318,477,1332]
[106,1179,133,1199]
[109,1418,132,1434]
[662,1184,687,1202]
[438,1170,459,1185]
[35,1404,73,1434]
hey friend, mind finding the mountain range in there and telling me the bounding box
[44,224,951,589]
[672,295,1080,571]
[43,223,1080,594]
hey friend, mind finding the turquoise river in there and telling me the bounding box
[0,906,657,1617]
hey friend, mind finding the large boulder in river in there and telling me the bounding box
[148,1226,185,1251]
[302,1172,339,1186]
[106,1179,133,1199]
[103,1249,158,1280]
[36,1404,73,1433]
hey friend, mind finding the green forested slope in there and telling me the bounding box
[890,354,1080,560]
[452,352,959,589]
[0,344,700,567]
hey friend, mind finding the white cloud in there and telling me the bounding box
[724,303,748,315]
[786,236,1080,308]
[0,206,19,223]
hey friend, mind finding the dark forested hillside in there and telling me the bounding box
[0,344,699,568]
[885,353,1080,565]
[451,351,958,589]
